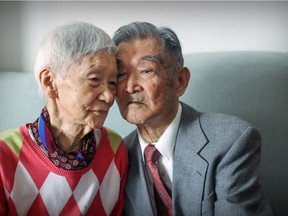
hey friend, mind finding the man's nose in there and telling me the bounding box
[125,73,142,94]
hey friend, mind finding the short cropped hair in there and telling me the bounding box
[113,21,184,68]
[34,21,115,96]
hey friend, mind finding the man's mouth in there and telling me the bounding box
[127,100,142,105]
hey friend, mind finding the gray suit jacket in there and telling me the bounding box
[123,102,273,216]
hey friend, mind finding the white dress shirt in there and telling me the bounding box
[138,103,182,185]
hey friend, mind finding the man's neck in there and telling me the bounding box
[138,106,179,144]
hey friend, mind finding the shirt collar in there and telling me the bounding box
[138,103,182,161]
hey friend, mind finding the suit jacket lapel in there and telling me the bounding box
[124,131,156,215]
[124,103,209,215]
[173,103,209,214]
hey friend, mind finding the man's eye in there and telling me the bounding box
[139,69,155,75]
[117,72,127,82]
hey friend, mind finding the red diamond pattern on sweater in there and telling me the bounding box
[10,162,38,215]
[6,160,119,215]
[39,172,73,215]
[73,169,99,213]
[0,126,128,216]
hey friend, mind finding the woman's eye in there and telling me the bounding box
[89,77,100,82]
[87,77,101,86]
[110,80,117,87]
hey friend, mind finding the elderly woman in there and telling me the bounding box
[0,22,128,215]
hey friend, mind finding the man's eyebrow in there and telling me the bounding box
[115,55,161,66]
[140,55,161,64]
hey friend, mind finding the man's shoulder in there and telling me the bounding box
[181,101,252,129]
[199,112,253,131]
[181,102,258,142]
[198,112,260,152]
[123,130,138,150]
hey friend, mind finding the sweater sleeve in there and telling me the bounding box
[0,140,8,215]
[0,171,8,215]
[110,140,128,216]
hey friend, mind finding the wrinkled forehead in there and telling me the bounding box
[115,38,165,67]
[68,52,116,76]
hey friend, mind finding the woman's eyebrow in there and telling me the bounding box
[82,64,103,76]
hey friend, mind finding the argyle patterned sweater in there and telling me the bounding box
[0,125,128,216]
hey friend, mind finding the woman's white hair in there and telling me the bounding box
[34,21,116,97]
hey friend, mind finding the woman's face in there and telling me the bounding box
[54,52,117,130]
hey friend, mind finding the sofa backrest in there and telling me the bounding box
[180,51,288,216]
[0,51,287,215]
[0,71,43,130]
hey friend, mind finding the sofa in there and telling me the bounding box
[0,51,287,215]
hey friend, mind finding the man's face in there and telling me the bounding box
[54,52,117,130]
[115,38,179,127]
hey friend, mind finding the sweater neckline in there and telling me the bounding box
[19,124,108,177]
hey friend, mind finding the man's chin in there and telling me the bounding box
[125,115,145,125]
[120,107,147,124]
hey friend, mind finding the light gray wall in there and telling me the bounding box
[0,2,23,71]
[0,1,288,72]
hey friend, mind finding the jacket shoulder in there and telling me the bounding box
[123,130,138,150]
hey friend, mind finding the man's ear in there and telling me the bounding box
[175,67,190,97]
[39,68,58,99]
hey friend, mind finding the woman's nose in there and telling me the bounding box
[98,87,115,104]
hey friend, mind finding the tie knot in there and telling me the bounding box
[144,144,160,163]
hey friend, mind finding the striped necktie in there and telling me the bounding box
[144,144,173,216]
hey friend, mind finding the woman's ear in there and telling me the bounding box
[39,68,58,99]
[175,67,190,97]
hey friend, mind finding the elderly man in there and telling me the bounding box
[113,21,273,216]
